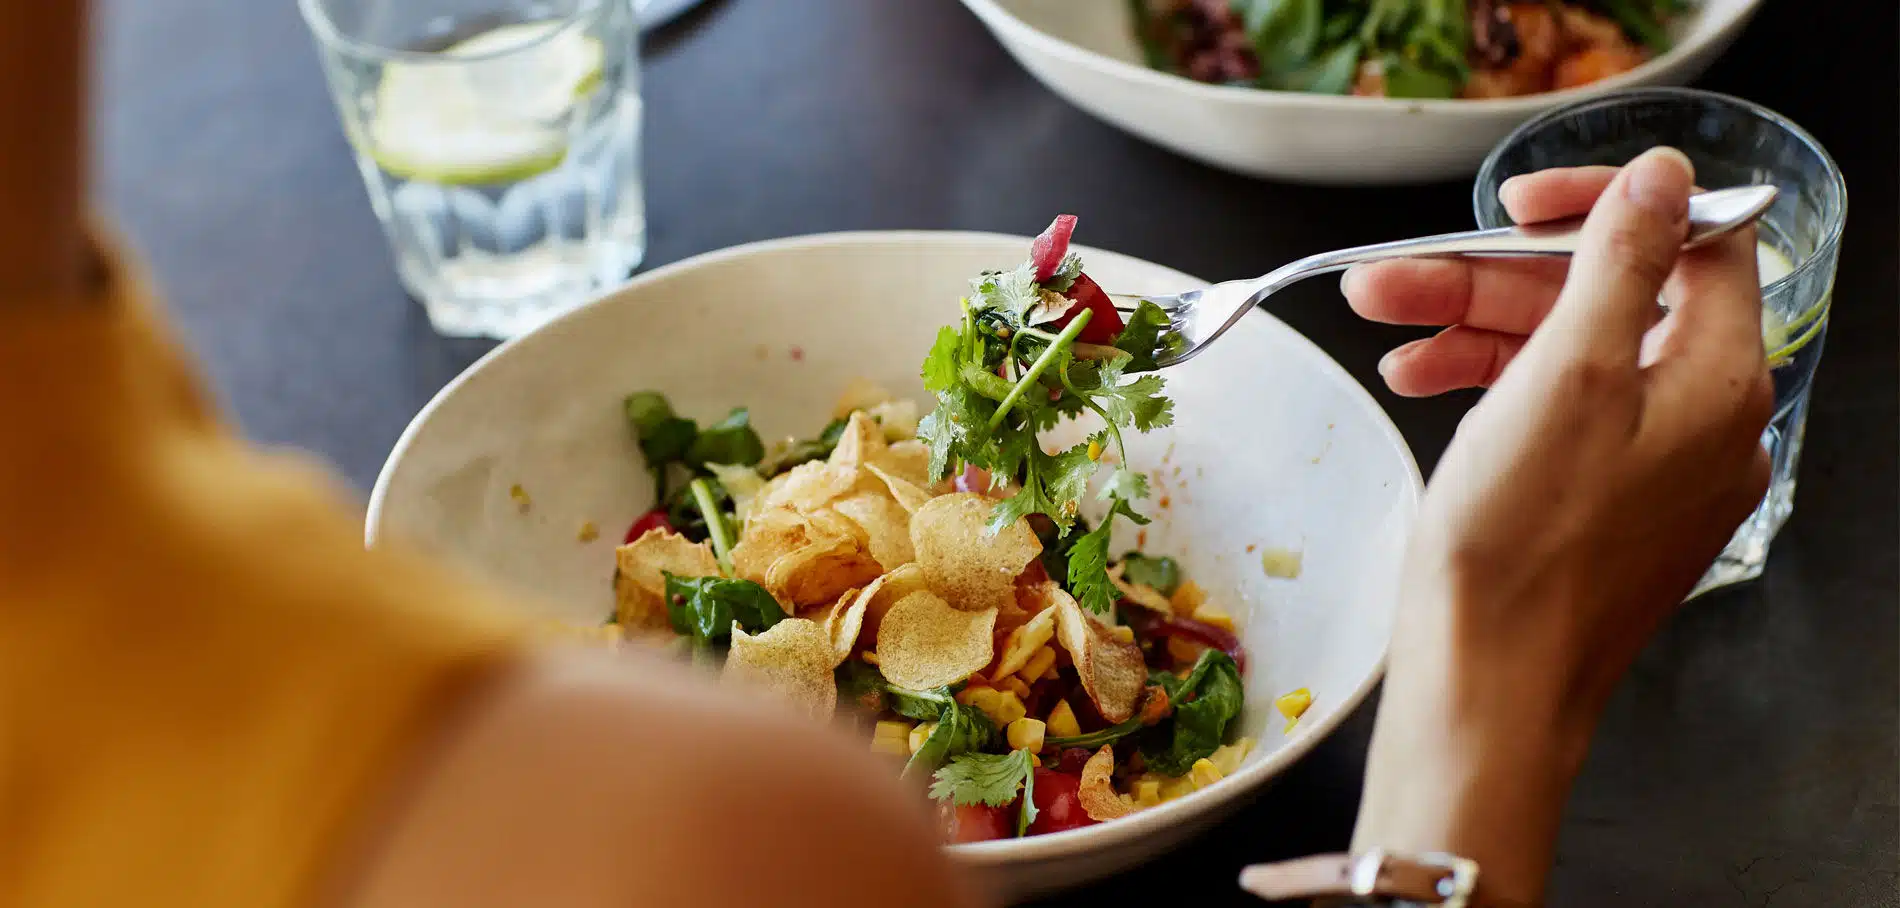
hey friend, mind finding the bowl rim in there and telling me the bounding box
[367,229,1424,863]
[957,0,1765,116]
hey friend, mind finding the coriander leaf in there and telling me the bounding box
[1037,513,1090,586]
[919,383,999,482]
[1041,251,1085,293]
[903,699,996,781]
[1018,760,1038,835]
[1141,650,1243,776]
[989,442,1093,534]
[1094,374,1174,432]
[662,572,786,647]
[1110,300,1178,373]
[1101,466,1150,507]
[1066,519,1117,615]
[968,264,1043,328]
[687,407,765,468]
[922,325,963,393]
[1121,553,1183,596]
[929,748,1035,808]
[624,391,698,470]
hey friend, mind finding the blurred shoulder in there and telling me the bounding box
[333,649,986,908]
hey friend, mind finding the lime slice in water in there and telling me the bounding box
[366,21,605,185]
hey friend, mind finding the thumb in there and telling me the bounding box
[1537,147,1696,364]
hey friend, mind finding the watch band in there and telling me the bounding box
[1238,848,1481,907]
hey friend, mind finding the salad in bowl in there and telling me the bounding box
[592,218,1291,841]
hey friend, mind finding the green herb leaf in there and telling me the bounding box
[929,748,1035,807]
[1042,251,1085,293]
[662,572,786,646]
[1110,300,1178,373]
[968,264,1046,328]
[624,391,699,472]
[1065,519,1117,615]
[903,699,997,781]
[1045,713,1146,750]
[1379,51,1460,99]
[687,407,766,468]
[922,325,964,393]
[1268,38,1363,94]
[1121,553,1183,597]
[836,662,958,721]
[1093,374,1174,433]
[1141,650,1244,776]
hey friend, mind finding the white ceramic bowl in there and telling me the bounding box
[368,233,1422,900]
[959,0,1763,185]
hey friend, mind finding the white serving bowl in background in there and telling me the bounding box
[959,0,1763,185]
[368,232,1421,901]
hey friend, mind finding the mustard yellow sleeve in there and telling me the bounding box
[0,230,532,908]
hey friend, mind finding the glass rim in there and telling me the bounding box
[297,0,606,65]
[1473,87,1849,299]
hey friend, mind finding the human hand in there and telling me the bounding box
[1348,148,1774,905]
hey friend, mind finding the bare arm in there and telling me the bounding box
[0,1,90,299]
[337,652,986,908]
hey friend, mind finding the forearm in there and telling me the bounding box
[1351,581,1597,907]
[0,1,90,300]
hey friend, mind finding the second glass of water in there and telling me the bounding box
[1475,88,1849,598]
[301,0,646,339]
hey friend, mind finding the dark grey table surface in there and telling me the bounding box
[97,1,1896,905]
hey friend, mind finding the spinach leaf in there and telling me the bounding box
[625,391,699,477]
[1110,300,1178,373]
[663,572,786,646]
[1120,553,1183,597]
[1141,650,1244,776]
[1380,51,1461,99]
[1241,0,1325,76]
[687,407,765,469]
[664,475,738,546]
[902,699,997,781]
[836,662,960,722]
[1269,38,1363,95]
[1045,713,1146,750]
[757,416,851,477]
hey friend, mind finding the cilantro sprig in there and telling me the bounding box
[929,748,1039,836]
[917,246,1178,614]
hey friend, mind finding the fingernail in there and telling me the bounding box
[1339,265,1361,297]
[1622,147,1694,216]
[1377,347,1402,378]
[1498,174,1525,204]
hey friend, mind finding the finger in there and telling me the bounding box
[1655,225,1765,365]
[1343,256,1570,336]
[1532,147,1695,361]
[1378,326,1528,397]
[1498,166,1619,224]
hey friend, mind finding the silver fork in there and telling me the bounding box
[1109,185,1778,369]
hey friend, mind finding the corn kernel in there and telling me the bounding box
[1020,645,1058,683]
[1275,687,1313,721]
[1188,758,1223,789]
[957,686,999,714]
[508,483,532,513]
[1158,776,1196,801]
[1194,606,1236,634]
[1261,547,1303,579]
[1167,636,1206,666]
[1170,580,1207,616]
[1006,717,1046,753]
[1046,699,1082,738]
[1208,738,1255,776]
[1134,779,1163,808]
[908,722,937,754]
[993,690,1028,727]
[872,720,913,756]
[1086,439,1103,461]
[1284,717,1300,735]
[1109,625,1136,644]
[861,651,880,665]
[576,521,600,542]
[1000,675,1032,700]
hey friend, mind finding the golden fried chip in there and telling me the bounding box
[871,439,933,489]
[864,463,935,514]
[765,535,884,612]
[820,582,877,664]
[832,378,895,421]
[724,618,837,719]
[860,562,928,643]
[730,507,817,588]
[990,604,1057,681]
[829,492,915,570]
[807,506,871,548]
[757,460,862,513]
[1079,745,1134,821]
[614,529,720,629]
[910,493,1041,613]
[1052,592,1148,724]
[874,591,998,691]
[828,411,889,471]
[867,399,920,441]
[1109,564,1174,614]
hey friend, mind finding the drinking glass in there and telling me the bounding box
[300,0,647,339]
[1475,88,1848,598]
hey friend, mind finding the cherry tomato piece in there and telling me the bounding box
[1026,768,1099,835]
[623,508,673,544]
[940,801,1013,843]
[1050,274,1125,346]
